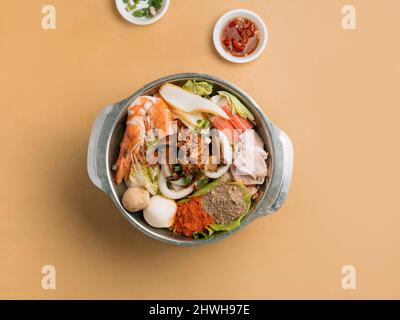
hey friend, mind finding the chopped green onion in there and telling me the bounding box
[196,119,211,129]
[148,0,162,9]
[133,8,150,17]
[127,4,137,10]
[197,178,209,189]
[183,176,193,184]
[127,0,162,18]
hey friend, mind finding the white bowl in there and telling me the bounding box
[213,9,268,63]
[115,0,170,25]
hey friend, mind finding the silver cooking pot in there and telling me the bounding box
[87,73,293,245]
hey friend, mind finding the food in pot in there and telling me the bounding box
[231,129,269,185]
[210,93,254,142]
[182,80,213,97]
[126,164,160,195]
[114,96,172,184]
[159,83,229,119]
[159,166,197,200]
[113,80,269,239]
[221,17,260,57]
[204,131,232,179]
[122,187,150,212]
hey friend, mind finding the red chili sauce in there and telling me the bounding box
[221,17,260,57]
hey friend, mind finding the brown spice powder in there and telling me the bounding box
[202,184,246,225]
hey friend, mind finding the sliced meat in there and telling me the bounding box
[230,129,269,185]
[240,129,264,149]
[233,146,268,178]
[230,166,266,185]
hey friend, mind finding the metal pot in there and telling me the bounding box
[87,73,293,245]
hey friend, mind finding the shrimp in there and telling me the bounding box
[114,96,173,184]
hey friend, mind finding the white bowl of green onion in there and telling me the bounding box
[115,0,170,25]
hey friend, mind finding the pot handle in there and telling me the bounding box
[87,104,116,194]
[258,126,294,215]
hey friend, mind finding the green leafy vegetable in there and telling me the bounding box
[177,198,190,204]
[210,214,246,232]
[197,177,209,189]
[130,164,160,195]
[218,91,255,122]
[183,80,213,97]
[190,178,221,197]
[183,175,193,184]
[193,216,246,239]
[196,119,211,129]
[193,226,214,239]
[145,136,158,149]
[142,165,160,195]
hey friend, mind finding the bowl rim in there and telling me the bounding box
[115,0,170,25]
[213,9,269,64]
[104,73,276,246]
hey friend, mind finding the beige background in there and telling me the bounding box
[1,0,399,299]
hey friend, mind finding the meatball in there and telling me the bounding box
[122,187,150,212]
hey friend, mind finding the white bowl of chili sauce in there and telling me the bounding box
[213,9,268,63]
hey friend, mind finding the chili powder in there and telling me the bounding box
[172,197,215,237]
